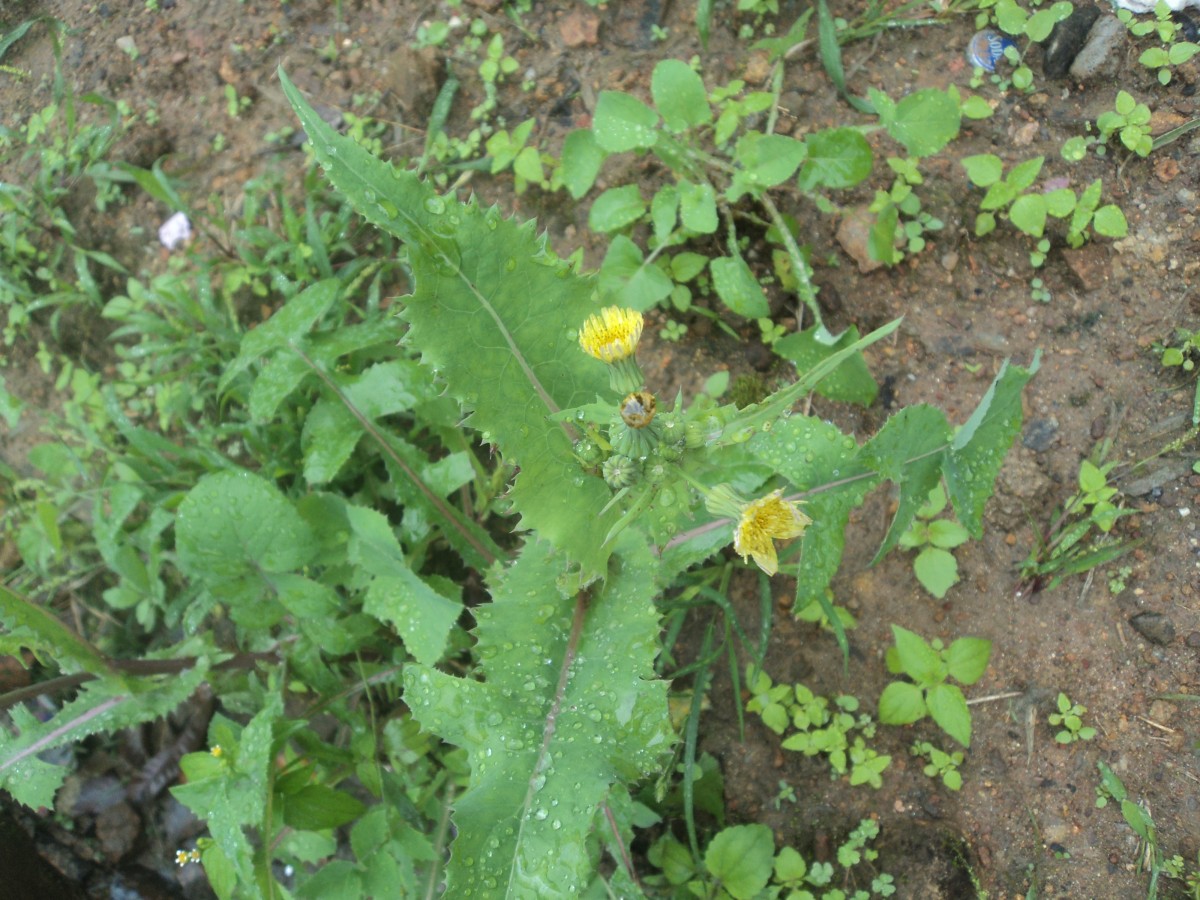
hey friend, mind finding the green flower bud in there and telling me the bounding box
[602,454,638,489]
[685,413,726,449]
[644,459,670,484]
[574,438,603,466]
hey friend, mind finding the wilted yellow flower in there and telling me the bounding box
[733,490,811,576]
[578,307,644,363]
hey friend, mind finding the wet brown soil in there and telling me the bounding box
[1,0,1198,897]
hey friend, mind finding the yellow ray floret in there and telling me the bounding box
[579,307,644,363]
[733,490,812,576]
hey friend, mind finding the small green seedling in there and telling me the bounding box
[771,779,797,809]
[911,740,964,791]
[647,819,896,899]
[660,319,688,342]
[1049,692,1096,744]
[1030,275,1052,303]
[1158,327,1200,373]
[794,590,857,632]
[867,155,945,264]
[1097,762,1190,899]
[1118,0,1200,85]
[878,625,992,748]
[1107,565,1133,595]
[976,0,1074,92]
[224,84,252,119]
[1019,454,1136,596]
[1096,91,1153,158]
[898,483,969,599]
[746,667,892,788]
[1151,327,1200,460]
[961,153,1128,252]
[1078,459,1120,532]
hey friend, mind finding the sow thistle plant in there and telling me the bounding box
[0,67,1038,899]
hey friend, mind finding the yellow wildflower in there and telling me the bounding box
[175,850,191,867]
[578,307,644,363]
[733,489,812,576]
[210,745,223,758]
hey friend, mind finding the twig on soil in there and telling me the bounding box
[965,690,1023,705]
[1076,567,1095,608]
[1136,715,1175,734]
[1024,703,1036,768]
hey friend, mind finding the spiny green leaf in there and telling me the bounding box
[946,354,1040,537]
[1,663,209,809]
[402,537,672,898]
[221,279,341,394]
[282,69,622,574]
[299,359,426,485]
[773,325,878,407]
[0,582,115,676]
[859,404,951,563]
[748,415,877,609]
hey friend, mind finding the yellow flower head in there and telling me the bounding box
[733,490,812,576]
[579,307,644,363]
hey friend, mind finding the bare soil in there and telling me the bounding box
[1,0,1198,898]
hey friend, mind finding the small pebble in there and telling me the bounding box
[1185,631,1200,648]
[1129,611,1176,646]
[1069,16,1126,81]
[1022,417,1058,452]
[158,212,192,250]
[1042,6,1100,78]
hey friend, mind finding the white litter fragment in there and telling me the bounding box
[158,212,192,250]
[1113,0,1199,13]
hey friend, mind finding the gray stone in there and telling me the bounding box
[1043,5,1101,78]
[1070,16,1126,81]
[1129,611,1176,646]
[1022,417,1059,452]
